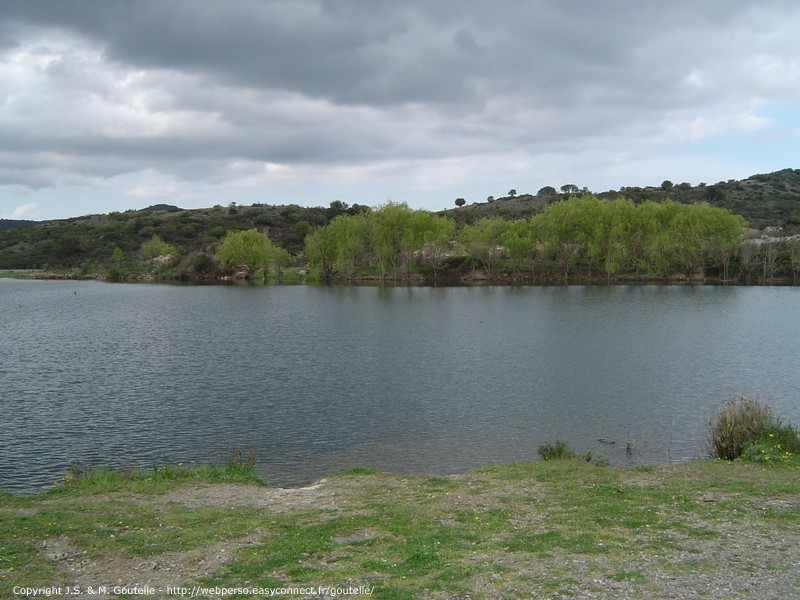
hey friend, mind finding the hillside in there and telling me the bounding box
[0,168,797,272]
[447,168,800,228]
[0,202,365,270]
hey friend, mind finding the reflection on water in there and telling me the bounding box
[1,280,798,492]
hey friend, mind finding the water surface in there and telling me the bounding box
[1,280,798,492]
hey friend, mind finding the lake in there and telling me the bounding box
[1,280,798,492]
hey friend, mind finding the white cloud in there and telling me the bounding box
[4,202,38,219]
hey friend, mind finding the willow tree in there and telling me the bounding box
[369,202,413,280]
[416,212,456,280]
[216,229,285,279]
[326,213,370,280]
[627,201,662,280]
[461,217,506,280]
[500,219,535,279]
[694,203,746,281]
[304,227,337,282]
[533,200,583,282]
[595,198,636,282]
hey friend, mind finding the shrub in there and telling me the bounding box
[188,251,218,275]
[741,441,784,464]
[538,440,575,460]
[225,447,256,471]
[537,440,591,462]
[763,422,800,455]
[707,396,789,460]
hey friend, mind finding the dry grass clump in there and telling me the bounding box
[708,396,778,460]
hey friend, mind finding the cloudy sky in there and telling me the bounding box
[1,0,798,221]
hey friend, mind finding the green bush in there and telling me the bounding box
[708,396,798,460]
[741,442,784,464]
[538,440,575,460]
[538,440,591,462]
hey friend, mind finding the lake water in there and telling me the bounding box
[1,280,798,492]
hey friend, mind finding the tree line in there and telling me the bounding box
[301,196,759,283]
[10,194,796,284]
[112,196,798,284]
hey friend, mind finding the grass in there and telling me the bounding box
[1,459,799,598]
[52,458,265,496]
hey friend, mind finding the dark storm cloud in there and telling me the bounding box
[0,0,797,198]
[6,0,758,108]
[2,0,482,106]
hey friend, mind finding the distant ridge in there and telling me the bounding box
[0,219,39,232]
[137,204,182,213]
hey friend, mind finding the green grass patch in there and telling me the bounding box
[608,570,647,583]
[330,467,386,478]
[48,460,264,497]
[2,459,799,598]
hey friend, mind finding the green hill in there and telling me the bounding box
[0,169,797,273]
[447,168,800,228]
[0,201,367,271]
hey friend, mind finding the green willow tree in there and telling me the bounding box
[420,214,456,280]
[326,213,370,280]
[532,200,583,282]
[369,202,412,280]
[216,228,282,279]
[304,226,337,282]
[500,219,534,279]
[460,217,506,281]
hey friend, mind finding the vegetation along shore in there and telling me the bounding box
[2,398,799,598]
[0,169,798,284]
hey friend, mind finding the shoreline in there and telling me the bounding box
[3,269,797,286]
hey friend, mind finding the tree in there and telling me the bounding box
[461,217,506,280]
[788,238,800,284]
[560,184,579,195]
[419,215,455,280]
[326,200,349,220]
[487,196,495,203]
[347,203,371,215]
[400,210,439,279]
[508,189,517,197]
[304,227,337,282]
[141,234,177,259]
[597,198,636,281]
[533,199,583,281]
[694,203,745,281]
[326,213,369,280]
[737,239,759,284]
[500,219,535,278]
[661,180,674,191]
[455,198,466,208]
[216,228,278,279]
[626,201,661,280]
[537,186,557,197]
[369,202,413,279]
